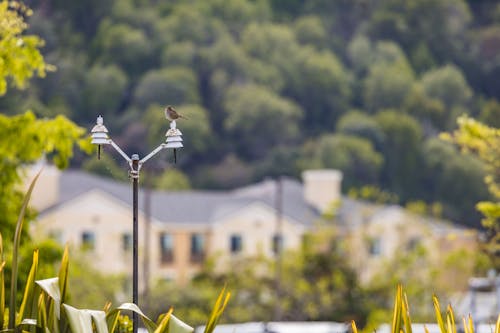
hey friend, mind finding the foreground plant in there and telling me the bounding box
[0,171,230,333]
[352,284,500,333]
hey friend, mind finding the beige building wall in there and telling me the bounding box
[210,202,307,269]
[345,206,478,285]
[148,223,209,285]
[32,190,146,277]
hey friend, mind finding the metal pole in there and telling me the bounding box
[274,177,283,321]
[142,176,151,305]
[131,154,139,333]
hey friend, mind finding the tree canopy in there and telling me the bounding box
[1,0,498,228]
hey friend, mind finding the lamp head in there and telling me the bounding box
[91,115,110,145]
[90,115,110,160]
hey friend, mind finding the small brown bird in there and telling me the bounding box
[165,105,187,121]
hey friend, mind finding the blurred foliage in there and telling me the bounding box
[145,229,369,326]
[1,0,496,228]
[443,116,500,268]
[0,1,53,96]
[154,168,191,191]
[348,186,399,205]
[0,111,91,245]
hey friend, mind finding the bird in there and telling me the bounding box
[164,105,187,121]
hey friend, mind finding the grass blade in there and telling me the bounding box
[9,169,42,329]
[446,304,456,333]
[18,249,39,325]
[58,245,69,305]
[0,232,4,330]
[204,287,231,333]
[153,308,173,333]
[391,285,403,333]
[433,295,446,333]
[402,292,412,333]
[0,260,5,330]
[351,320,358,333]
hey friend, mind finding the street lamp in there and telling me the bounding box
[90,115,183,333]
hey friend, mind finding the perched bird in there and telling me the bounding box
[165,105,187,121]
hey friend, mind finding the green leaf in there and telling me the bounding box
[88,310,109,333]
[402,292,412,333]
[58,246,69,305]
[18,249,39,325]
[0,260,5,330]
[38,293,48,331]
[9,169,41,329]
[351,321,358,333]
[36,278,61,320]
[203,287,230,333]
[446,305,456,333]
[433,295,446,333]
[391,285,403,333]
[63,304,93,333]
[107,303,157,333]
[169,315,193,333]
[153,308,173,333]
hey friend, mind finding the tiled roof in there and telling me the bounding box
[43,170,319,225]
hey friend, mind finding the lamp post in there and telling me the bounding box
[90,115,183,333]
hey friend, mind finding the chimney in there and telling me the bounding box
[302,169,343,213]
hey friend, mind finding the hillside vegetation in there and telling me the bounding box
[1,0,499,227]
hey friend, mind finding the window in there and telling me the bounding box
[159,233,174,264]
[368,237,381,256]
[272,234,283,255]
[230,234,242,254]
[81,231,95,251]
[190,233,205,263]
[122,233,132,252]
[407,237,421,251]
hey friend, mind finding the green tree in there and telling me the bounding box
[403,84,446,131]
[363,42,415,112]
[133,67,200,109]
[0,2,90,245]
[366,0,471,64]
[336,111,385,150]
[302,134,383,189]
[291,47,352,131]
[375,111,423,200]
[294,15,327,49]
[83,64,128,122]
[0,1,53,96]
[420,65,473,128]
[142,103,213,159]
[479,98,500,128]
[421,138,488,224]
[155,168,191,191]
[0,112,91,243]
[223,84,303,159]
[443,116,500,268]
[93,21,155,76]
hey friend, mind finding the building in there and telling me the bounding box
[29,165,476,288]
